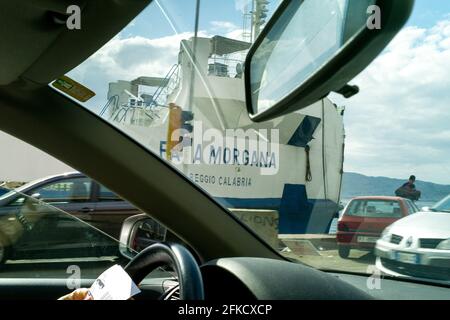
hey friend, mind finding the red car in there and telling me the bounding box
[336,196,419,258]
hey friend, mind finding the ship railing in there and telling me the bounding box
[148,64,180,109]
[100,64,179,124]
[99,94,120,117]
[110,102,168,126]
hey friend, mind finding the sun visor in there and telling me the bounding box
[0,0,150,85]
[0,1,73,85]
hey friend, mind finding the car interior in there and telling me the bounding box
[0,0,449,300]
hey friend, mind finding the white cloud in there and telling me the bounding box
[73,32,193,80]
[68,32,198,111]
[235,0,250,13]
[67,18,247,113]
[210,21,239,32]
[226,28,246,42]
[332,18,450,184]
[209,20,247,42]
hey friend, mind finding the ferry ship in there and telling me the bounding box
[100,34,346,235]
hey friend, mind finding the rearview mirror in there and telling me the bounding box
[245,0,414,122]
[119,214,167,259]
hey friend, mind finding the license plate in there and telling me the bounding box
[357,236,378,243]
[395,252,420,264]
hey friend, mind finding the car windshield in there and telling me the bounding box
[431,195,450,212]
[49,0,450,285]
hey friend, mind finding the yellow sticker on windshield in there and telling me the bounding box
[52,75,95,102]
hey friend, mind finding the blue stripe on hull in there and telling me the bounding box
[214,184,338,234]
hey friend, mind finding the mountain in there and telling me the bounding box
[342,172,450,202]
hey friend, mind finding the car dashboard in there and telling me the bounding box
[0,257,449,300]
[161,257,450,300]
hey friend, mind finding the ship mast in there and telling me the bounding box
[249,0,270,42]
[242,2,253,43]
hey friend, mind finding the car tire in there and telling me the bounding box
[338,246,350,259]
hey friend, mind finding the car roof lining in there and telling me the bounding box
[0,0,150,85]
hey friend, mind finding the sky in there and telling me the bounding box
[331,0,450,184]
[65,0,450,184]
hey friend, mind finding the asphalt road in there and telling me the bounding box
[280,234,377,274]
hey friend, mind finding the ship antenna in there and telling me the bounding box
[252,0,270,41]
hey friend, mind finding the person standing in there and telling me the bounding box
[396,175,420,201]
[402,175,416,190]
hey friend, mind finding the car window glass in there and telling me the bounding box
[46,0,450,286]
[30,177,91,204]
[0,135,172,281]
[406,200,418,214]
[346,200,402,218]
[405,200,413,214]
[411,201,420,212]
[6,196,26,207]
[431,195,450,212]
[98,185,122,202]
[0,187,8,197]
[0,190,127,279]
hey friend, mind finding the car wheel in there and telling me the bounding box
[338,246,350,259]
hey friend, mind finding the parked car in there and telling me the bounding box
[375,212,450,283]
[0,172,141,239]
[0,194,120,263]
[0,187,7,197]
[337,196,419,258]
[0,172,147,263]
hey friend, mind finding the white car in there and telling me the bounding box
[375,212,450,283]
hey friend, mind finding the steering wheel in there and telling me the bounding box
[124,242,204,300]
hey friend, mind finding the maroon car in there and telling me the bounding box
[0,172,141,239]
[336,196,419,258]
[0,172,176,263]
